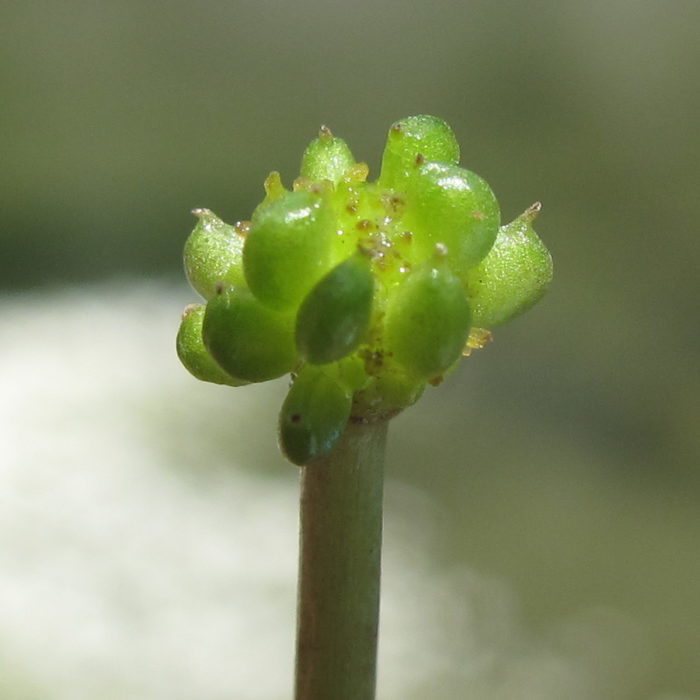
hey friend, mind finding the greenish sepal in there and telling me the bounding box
[465,202,553,328]
[296,253,374,364]
[332,354,371,393]
[406,162,500,272]
[244,190,334,310]
[350,368,425,422]
[378,115,460,188]
[300,126,356,184]
[250,171,288,221]
[203,286,298,383]
[183,209,247,299]
[385,260,472,382]
[279,366,352,466]
[176,304,248,386]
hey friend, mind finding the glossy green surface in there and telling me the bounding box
[176,303,248,386]
[385,261,472,382]
[296,254,374,365]
[244,190,334,310]
[202,286,297,383]
[279,366,352,465]
[407,162,500,272]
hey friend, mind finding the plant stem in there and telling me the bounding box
[294,419,388,700]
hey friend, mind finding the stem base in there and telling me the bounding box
[295,420,388,700]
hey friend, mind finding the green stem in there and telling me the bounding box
[294,419,388,700]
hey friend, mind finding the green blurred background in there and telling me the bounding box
[2,0,699,696]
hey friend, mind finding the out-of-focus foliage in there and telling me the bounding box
[1,0,698,696]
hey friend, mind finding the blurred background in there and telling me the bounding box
[1,0,698,698]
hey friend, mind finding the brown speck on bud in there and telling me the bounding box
[290,413,301,424]
[356,219,372,231]
[472,210,485,220]
[388,194,404,211]
[365,350,385,370]
[234,220,251,237]
[215,282,225,296]
[346,203,358,214]
[415,153,425,166]
[319,124,333,138]
[391,123,403,135]
[428,375,445,387]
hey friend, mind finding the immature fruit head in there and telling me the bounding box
[177,116,553,464]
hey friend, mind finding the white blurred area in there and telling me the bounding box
[0,282,691,700]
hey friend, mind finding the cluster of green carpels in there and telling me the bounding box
[177,115,552,465]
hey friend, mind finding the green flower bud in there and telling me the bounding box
[379,115,460,188]
[177,115,554,441]
[384,257,471,382]
[244,190,334,310]
[300,125,356,184]
[183,209,247,299]
[279,366,352,465]
[203,286,297,383]
[465,203,553,328]
[407,162,500,272]
[296,253,374,365]
[176,304,248,386]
